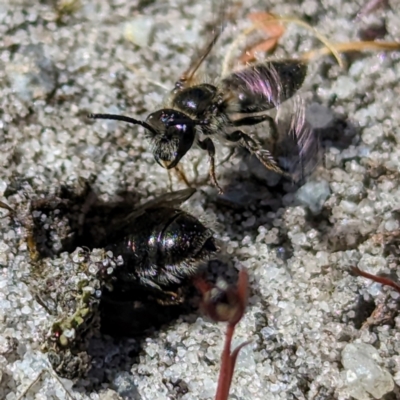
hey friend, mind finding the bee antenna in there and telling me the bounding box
[88,113,158,136]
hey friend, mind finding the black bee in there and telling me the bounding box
[99,187,219,335]
[104,188,217,296]
[23,186,218,365]
[88,27,307,193]
[27,185,217,294]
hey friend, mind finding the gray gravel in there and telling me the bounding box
[1,0,400,399]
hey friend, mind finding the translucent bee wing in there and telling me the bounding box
[136,188,196,211]
[290,104,321,180]
[275,99,321,182]
[113,188,196,230]
[177,30,222,88]
[221,60,307,113]
[176,0,235,88]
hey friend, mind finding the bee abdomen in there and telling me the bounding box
[222,60,308,113]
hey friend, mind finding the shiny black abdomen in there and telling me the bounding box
[105,207,215,286]
[172,84,218,117]
[221,61,307,113]
[106,208,179,276]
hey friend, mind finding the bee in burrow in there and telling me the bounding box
[21,187,218,377]
[98,187,219,337]
[26,185,218,302]
[102,187,218,303]
[88,26,307,193]
[9,184,216,307]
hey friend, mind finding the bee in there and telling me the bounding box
[27,185,217,295]
[88,23,308,193]
[103,187,217,295]
[4,185,218,305]
[22,186,218,376]
[99,187,219,336]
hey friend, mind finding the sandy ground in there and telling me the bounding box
[1,0,400,399]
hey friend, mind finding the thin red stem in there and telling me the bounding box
[352,266,400,293]
[215,324,235,400]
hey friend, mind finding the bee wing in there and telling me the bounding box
[176,0,234,88]
[221,60,307,114]
[115,188,197,229]
[275,99,321,181]
[177,30,222,88]
[137,188,196,211]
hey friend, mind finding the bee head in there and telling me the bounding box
[88,109,198,170]
[146,109,196,169]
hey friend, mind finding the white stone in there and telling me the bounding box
[123,16,154,47]
[341,343,394,399]
[296,180,331,214]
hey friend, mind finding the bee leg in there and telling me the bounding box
[198,138,224,194]
[263,115,279,155]
[217,146,236,167]
[166,160,192,189]
[173,164,192,188]
[233,114,279,151]
[138,276,164,291]
[167,169,174,191]
[226,130,290,177]
[154,289,185,306]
